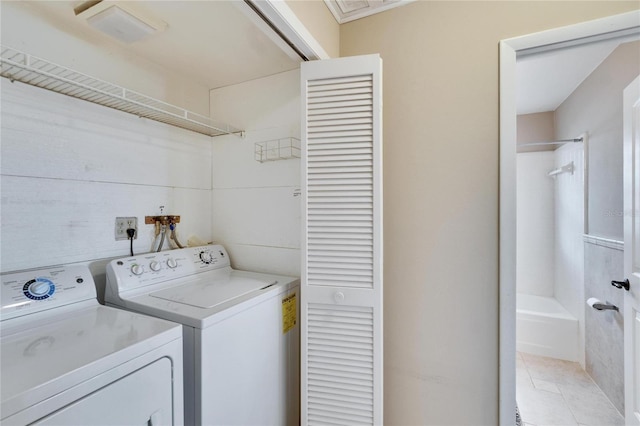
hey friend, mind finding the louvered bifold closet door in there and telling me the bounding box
[301,54,382,426]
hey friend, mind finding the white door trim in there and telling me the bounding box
[623,75,640,425]
[499,10,640,425]
[245,0,331,61]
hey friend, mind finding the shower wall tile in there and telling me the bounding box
[584,240,624,415]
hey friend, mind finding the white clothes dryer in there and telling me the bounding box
[105,244,300,426]
[1,264,184,425]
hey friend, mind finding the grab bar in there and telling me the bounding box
[587,297,618,311]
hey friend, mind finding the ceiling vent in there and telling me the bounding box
[324,0,414,24]
[75,2,166,43]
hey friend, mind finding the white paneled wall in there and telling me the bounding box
[210,70,301,276]
[554,142,585,366]
[1,80,214,273]
[516,152,556,297]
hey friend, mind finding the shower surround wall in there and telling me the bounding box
[516,151,555,297]
[516,112,556,297]
[553,141,585,365]
[553,40,640,414]
[515,112,582,362]
[515,131,584,364]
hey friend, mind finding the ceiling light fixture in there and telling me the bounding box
[75,2,166,44]
[87,5,155,43]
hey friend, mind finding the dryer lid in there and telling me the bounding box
[149,275,276,309]
[1,305,181,418]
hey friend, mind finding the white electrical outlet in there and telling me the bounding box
[115,217,137,241]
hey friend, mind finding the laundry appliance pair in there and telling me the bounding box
[1,244,299,426]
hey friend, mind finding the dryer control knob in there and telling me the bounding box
[166,258,178,269]
[23,278,55,300]
[29,281,50,296]
[149,261,161,272]
[333,292,345,303]
[131,264,144,275]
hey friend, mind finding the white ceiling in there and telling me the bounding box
[23,1,302,90]
[516,36,637,115]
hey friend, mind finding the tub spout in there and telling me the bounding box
[592,302,618,311]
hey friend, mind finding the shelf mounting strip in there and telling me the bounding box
[0,45,244,138]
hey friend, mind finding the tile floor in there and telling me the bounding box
[516,352,624,426]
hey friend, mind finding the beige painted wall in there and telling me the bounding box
[286,0,340,58]
[339,2,639,424]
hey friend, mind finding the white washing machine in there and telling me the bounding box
[105,244,300,426]
[1,264,184,425]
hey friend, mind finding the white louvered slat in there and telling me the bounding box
[309,195,370,203]
[309,124,373,133]
[308,80,372,90]
[307,220,372,228]
[302,54,382,426]
[309,221,372,228]
[308,190,372,197]
[308,245,373,253]
[309,107,372,118]
[309,108,371,121]
[308,78,372,87]
[308,206,372,213]
[308,151,373,160]
[308,263,372,272]
[308,87,373,99]
[308,135,373,143]
[309,252,372,261]
[309,257,373,265]
[308,81,372,93]
[308,74,373,86]
[308,164,371,170]
[308,101,373,112]
[306,303,374,425]
[308,176,373,186]
[308,149,371,157]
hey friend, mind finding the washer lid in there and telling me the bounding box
[149,275,276,309]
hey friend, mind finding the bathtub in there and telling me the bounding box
[516,293,578,361]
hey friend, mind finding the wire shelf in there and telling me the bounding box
[255,137,301,162]
[0,45,244,138]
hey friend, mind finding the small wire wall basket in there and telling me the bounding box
[254,138,301,163]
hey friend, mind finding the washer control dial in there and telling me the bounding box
[199,250,214,264]
[149,261,161,272]
[23,277,55,300]
[166,258,178,269]
[131,264,144,276]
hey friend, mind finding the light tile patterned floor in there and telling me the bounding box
[516,352,624,426]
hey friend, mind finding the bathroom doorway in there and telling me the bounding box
[499,11,640,425]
